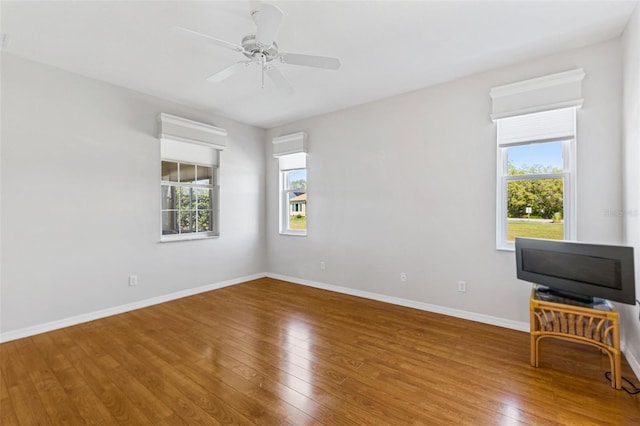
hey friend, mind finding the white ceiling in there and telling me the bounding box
[1,1,637,129]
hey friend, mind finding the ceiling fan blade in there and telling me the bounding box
[253,3,284,47]
[174,26,244,53]
[279,52,341,70]
[207,61,251,82]
[266,66,294,94]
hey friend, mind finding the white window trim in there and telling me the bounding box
[490,67,582,252]
[496,134,577,251]
[160,161,220,243]
[161,232,219,243]
[279,168,307,237]
[158,113,226,242]
[273,132,308,237]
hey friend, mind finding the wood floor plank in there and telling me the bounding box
[2,341,54,425]
[134,309,342,425]
[92,319,261,425]
[177,311,417,424]
[123,287,457,425]
[62,330,156,424]
[28,331,119,424]
[30,332,74,373]
[191,337,401,426]
[173,360,284,425]
[1,277,639,425]
[51,366,117,425]
[13,339,88,425]
[100,364,174,423]
[0,374,19,425]
[144,309,367,425]
[91,330,225,425]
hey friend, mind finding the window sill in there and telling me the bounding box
[496,243,515,252]
[279,231,307,237]
[160,233,219,243]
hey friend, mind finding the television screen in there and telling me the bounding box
[515,238,636,305]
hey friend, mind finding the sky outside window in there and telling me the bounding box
[288,169,306,183]
[507,141,563,170]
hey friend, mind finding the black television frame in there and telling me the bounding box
[515,237,636,305]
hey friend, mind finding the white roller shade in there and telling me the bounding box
[497,107,576,146]
[278,152,306,171]
[161,138,219,166]
[490,69,584,121]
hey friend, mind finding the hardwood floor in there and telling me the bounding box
[1,277,638,425]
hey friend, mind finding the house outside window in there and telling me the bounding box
[290,196,306,215]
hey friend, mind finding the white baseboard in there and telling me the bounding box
[621,341,640,381]
[0,273,266,343]
[266,273,530,332]
[0,272,530,343]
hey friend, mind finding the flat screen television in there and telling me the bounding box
[515,237,636,305]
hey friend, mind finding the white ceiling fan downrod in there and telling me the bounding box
[261,53,266,89]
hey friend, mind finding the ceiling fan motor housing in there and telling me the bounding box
[241,35,278,61]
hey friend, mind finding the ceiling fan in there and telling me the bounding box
[176,2,341,93]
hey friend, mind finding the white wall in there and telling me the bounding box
[1,33,633,356]
[620,3,640,376]
[266,39,623,326]
[0,54,266,335]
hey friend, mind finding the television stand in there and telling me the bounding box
[530,287,621,389]
[534,285,595,305]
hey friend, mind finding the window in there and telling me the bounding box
[272,131,308,236]
[158,113,226,242]
[496,107,576,250]
[161,161,217,237]
[281,167,307,235]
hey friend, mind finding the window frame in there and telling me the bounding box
[496,116,577,251]
[160,160,220,242]
[279,168,307,237]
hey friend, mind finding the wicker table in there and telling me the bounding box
[530,287,621,389]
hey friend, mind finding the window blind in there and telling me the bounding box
[497,107,576,146]
[278,152,306,171]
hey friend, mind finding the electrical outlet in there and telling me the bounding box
[400,272,407,282]
[458,281,467,292]
[320,261,326,270]
[129,275,138,287]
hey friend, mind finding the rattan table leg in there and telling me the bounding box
[613,351,621,390]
